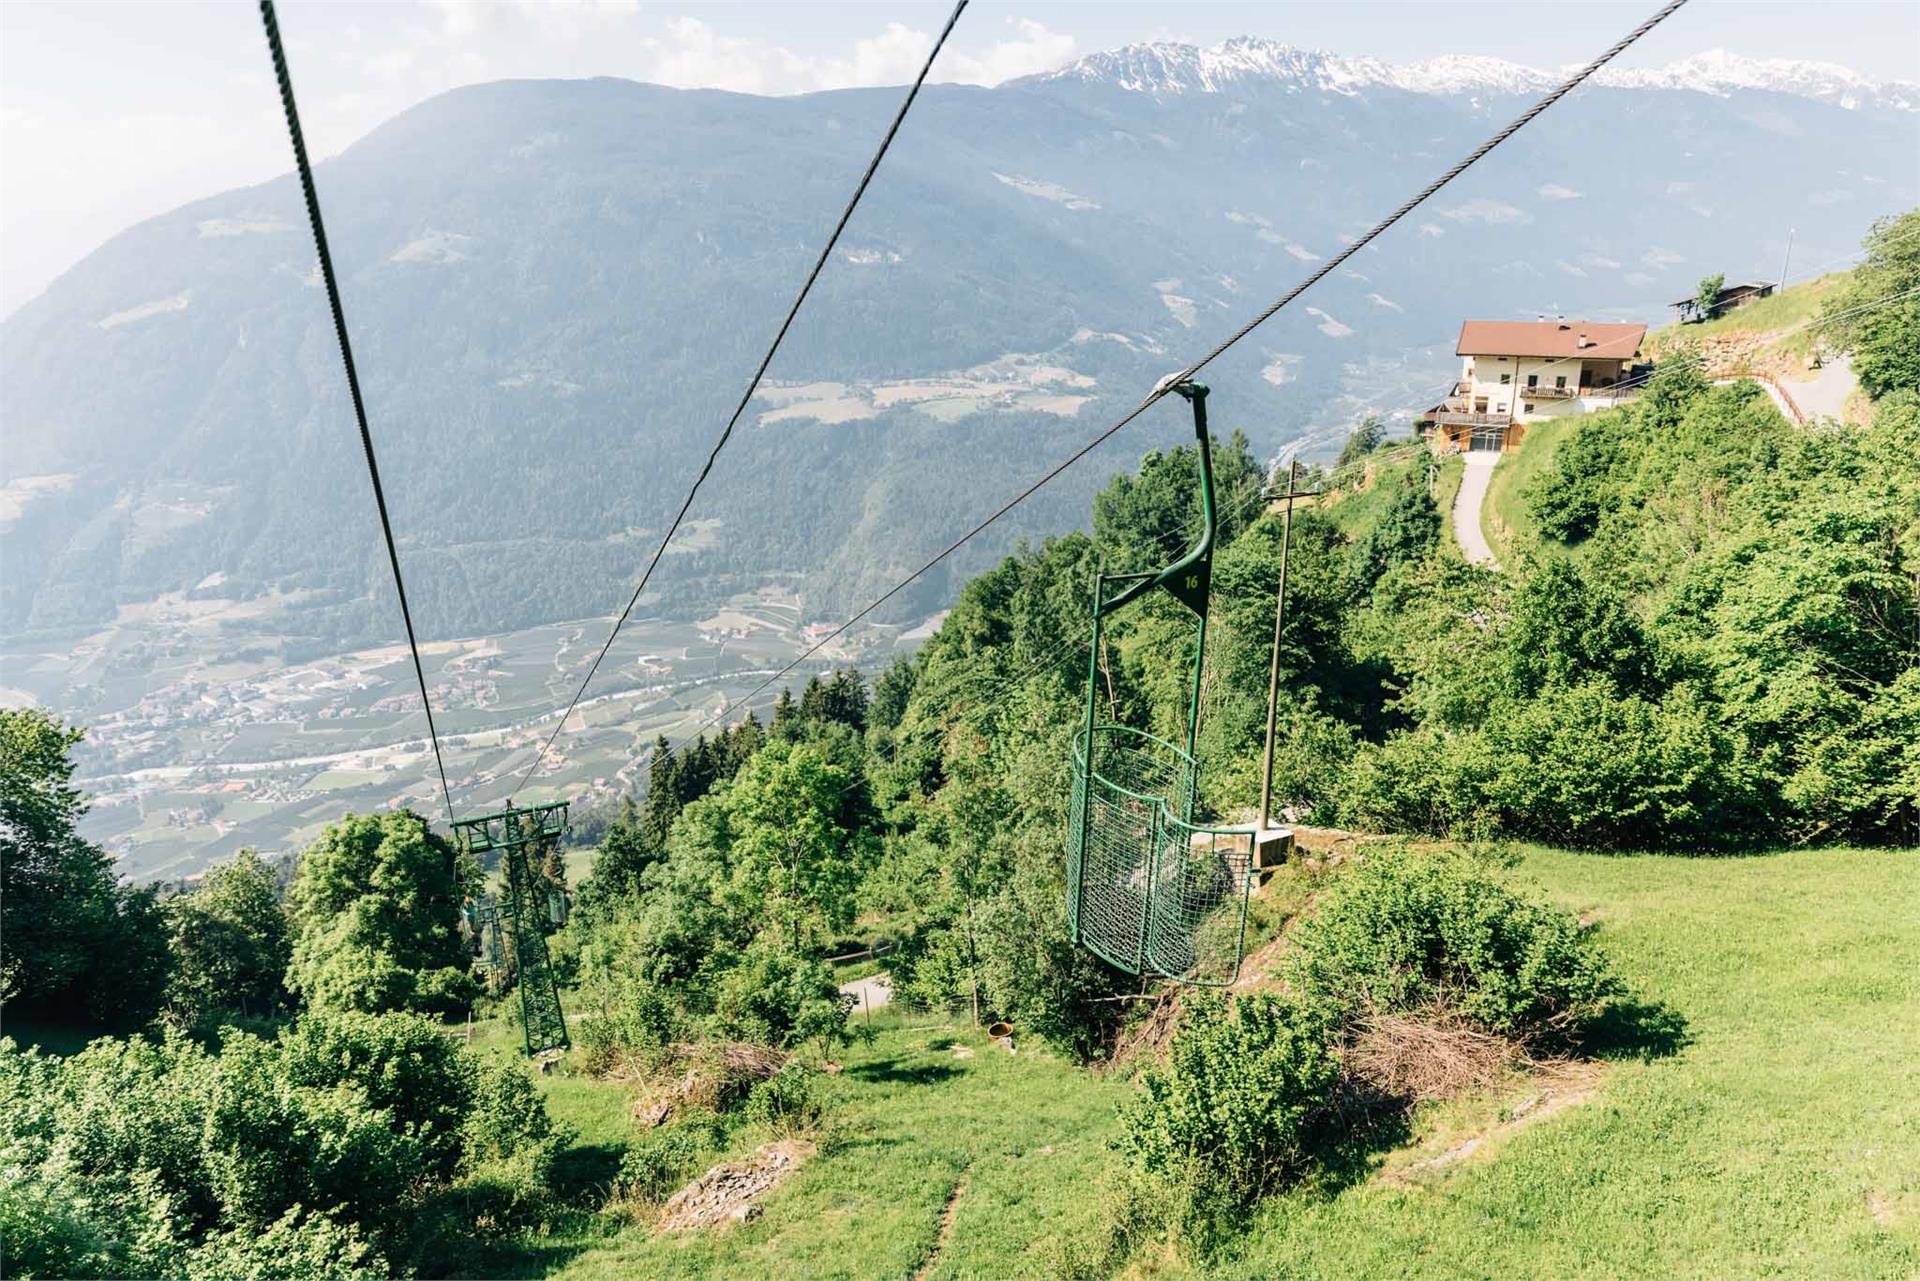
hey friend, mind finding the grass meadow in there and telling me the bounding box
[468,845,1917,1279]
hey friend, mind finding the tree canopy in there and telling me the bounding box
[285,811,476,1016]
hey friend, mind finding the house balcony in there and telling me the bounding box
[1578,384,1642,400]
[1431,409,1512,428]
[1520,384,1578,400]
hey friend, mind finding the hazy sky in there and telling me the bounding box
[2,0,1916,316]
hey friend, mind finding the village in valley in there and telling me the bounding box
[0,581,895,882]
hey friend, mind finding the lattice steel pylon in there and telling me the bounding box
[456,801,571,1055]
[1066,382,1255,987]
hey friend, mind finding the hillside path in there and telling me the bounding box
[1778,354,1856,421]
[1454,451,1501,568]
[840,972,893,1012]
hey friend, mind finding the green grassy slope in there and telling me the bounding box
[1218,847,1919,1280]
[497,848,1917,1280]
[1322,447,1462,557]
[545,1023,1124,1281]
[1481,414,1580,564]
[1646,271,1850,360]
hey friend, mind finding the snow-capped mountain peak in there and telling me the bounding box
[1032,38,1915,112]
[1590,48,1916,111]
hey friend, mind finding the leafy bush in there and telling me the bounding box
[1487,682,1764,850]
[1288,847,1616,1043]
[615,1128,708,1203]
[0,1011,560,1279]
[710,942,852,1050]
[1117,991,1337,1229]
[279,1009,479,1178]
[182,1207,387,1281]
[1340,686,1764,851]
[743,1060,827,1132]
[2,707,172,1029]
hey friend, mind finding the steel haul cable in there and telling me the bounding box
[519,0,970,795]
[671,0,1693,737]
[260,0,454,826]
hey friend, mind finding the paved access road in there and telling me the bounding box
[1778,354,1857,421]
[1454,451,1502,568]
[839,972,893,1011]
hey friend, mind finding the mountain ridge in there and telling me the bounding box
[1030,38,1918,111]
[3,54,1914,653]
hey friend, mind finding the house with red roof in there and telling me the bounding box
[1421,319,1650,452]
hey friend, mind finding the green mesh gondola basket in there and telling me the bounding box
[1066,382,1256,987]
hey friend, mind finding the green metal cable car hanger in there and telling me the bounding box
[1067,380,1257,987]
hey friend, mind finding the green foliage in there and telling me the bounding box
[165,848,292,1030]
[1335,416,1386,469]
[1526,414,1629,541]
[0,707,170,1029]
[278,1010,481,1179]
[742,1060,828,1132]
[710,942,852,1050]
[284,811,477,1016]
[1346,362,1918,848]
[614,1127,707,1203]
[1351,470,1439,583]
[571,740,866,1062]
[581,795,657,907]
[1092,431,1262,573]
[1503,559,1655,697]
[1117,992,1337,1231]
[181,1208,387,1281]
[1693,271,1726,319]
[1821,209,1920,399]
[1288,847,1617,1041]
[869,655,917,733]
[0,1007,559,1279]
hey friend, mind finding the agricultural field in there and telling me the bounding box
[475,845,1918,1280]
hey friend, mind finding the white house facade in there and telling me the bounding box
[1424,319,1649,451]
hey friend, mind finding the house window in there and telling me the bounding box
[1499,373,1511,385]
[1526,374,1539,388]
[1524,402,1535,414]
[1555,375,1568,389]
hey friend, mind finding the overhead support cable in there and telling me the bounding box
[669,0,1692,736]
[518,0,970,795]
[259,0,455,826]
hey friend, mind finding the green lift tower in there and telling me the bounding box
[456,801,571,1056]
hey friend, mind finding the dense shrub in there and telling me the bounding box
[1340,686,1764,851]
[1487,682,1764,849]
[1287,847,1616,1043]
[279,1010,480,1179]
[742,1060,827,1132]
[1528,416,1629,541]
[710,943,852,1050]
[0,1011,560,1279]
[284,811,478,1017]
[1117,991,1337,1228]
[614,1127,708,1203]
[2,707,172,1030]
[182,1208,386,1281]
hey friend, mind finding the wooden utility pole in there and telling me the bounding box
[1257,459,1321,841]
